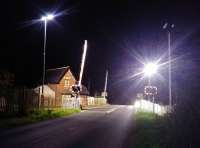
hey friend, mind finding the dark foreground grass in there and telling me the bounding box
[0,108,80,128]
[128,111,167,148]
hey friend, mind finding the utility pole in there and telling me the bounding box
[103,70,108,98]
[168,31,172,108]
[163,23,174,109]
[41,20,47,108]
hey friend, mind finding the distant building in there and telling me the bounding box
[34,85,55,107]
[0,71,15,111]
[45,66,89,108]
[35,66,107,108]
[0,70,14,88]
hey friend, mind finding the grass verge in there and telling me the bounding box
[0,108,80,128]
[131,111,166,148]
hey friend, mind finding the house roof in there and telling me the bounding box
[46,66,71,84]
[45,66,89,95]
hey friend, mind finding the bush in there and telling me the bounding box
[166,96,200,148]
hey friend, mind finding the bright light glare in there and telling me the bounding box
[46,14,54,20]
[41,14,55,21]
[134,101,141,108]
[128,105,133,109]
[143,63,158,77]
[134,99,166,115]
[41,16,46,21]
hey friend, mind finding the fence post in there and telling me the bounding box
[38,87,40,109]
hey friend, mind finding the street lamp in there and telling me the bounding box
[40,13,55,107]
[163,23,174,109]
[143,63,158,78]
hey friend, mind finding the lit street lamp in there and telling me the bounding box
[40,13,55,107]
[143,63,158,78]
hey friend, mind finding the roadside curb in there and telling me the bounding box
[82,104,110,110]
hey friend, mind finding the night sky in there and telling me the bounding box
[1,0,200,104]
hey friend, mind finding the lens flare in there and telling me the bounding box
[134,99,166,115]
[143,63,158,77]
[46,14,55,20]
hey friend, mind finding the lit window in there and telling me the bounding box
[64,76,70,88]
[64,79,70,88]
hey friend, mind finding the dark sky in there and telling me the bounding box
[1,0,200,104]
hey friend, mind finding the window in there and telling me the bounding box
[64,76,70,88]
[64,79,70,88]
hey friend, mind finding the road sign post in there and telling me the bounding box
[72,84,81,108]
[144,86,157,113]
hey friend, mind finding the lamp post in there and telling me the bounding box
[40,14,55,107]
[103,70,108,99]
[163,23,174,109]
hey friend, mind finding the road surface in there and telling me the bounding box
[0,105,134,148]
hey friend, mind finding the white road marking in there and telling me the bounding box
[106,107,120,114]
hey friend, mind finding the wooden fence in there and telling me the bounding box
[0,87,40,115]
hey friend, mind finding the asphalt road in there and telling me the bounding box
[0,105,134,148]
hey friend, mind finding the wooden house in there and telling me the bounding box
[45,66,89,108]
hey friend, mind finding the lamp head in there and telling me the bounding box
[46,14,54,20]
[143,63,158,77]
[41,16,46,21]
[41,14,55,21]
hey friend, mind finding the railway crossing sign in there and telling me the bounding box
[144,86,157,95]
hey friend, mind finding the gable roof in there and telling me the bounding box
[46,66,72,84]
